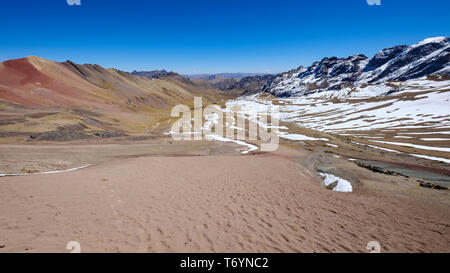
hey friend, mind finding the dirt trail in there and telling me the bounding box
[0,147,449,253]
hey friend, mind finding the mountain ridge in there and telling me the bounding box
[0,56,233,141]
[227,37,450,97]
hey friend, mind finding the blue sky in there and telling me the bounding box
[1,0,449,74]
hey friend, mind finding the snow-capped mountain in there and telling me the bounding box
[256,37,449,97]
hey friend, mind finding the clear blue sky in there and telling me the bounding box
[1,0,449,74]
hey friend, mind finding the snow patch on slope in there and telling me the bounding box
[319,172,353,192]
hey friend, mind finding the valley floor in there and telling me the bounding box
[0,139,448,253]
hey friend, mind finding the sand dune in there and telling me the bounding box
[0,146,448,253]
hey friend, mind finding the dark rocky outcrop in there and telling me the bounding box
[418,181,448,190]
[356,162,409,178]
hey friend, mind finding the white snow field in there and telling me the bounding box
[226,79,450,163]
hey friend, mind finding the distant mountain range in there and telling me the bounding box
[131,69,179,79]
[131,72,266,81]
[1,37,448,106]
[131,71,269,91]
[183,73,267,80]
